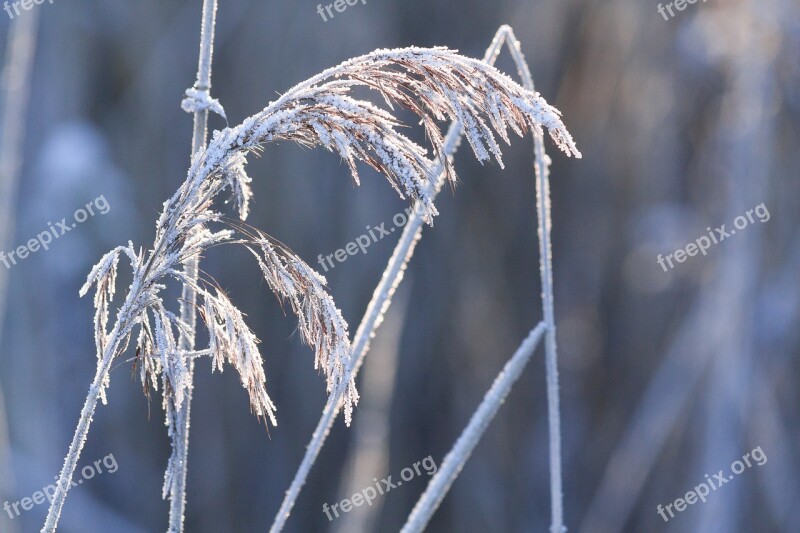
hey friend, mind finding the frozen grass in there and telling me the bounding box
[43,22,579,532]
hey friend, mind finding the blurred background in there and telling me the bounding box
[0,0,798,531]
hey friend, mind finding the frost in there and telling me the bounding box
[51,40,581,533]
[186,47,580,225]
[181,87,227,121]
[72,44,582,439]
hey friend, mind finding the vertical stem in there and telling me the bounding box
[535,134,563,533]
[169,1,218,531]
[492,25,565,531]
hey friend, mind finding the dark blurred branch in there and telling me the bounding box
[0,10,40,533]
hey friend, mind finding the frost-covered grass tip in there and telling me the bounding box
[44,44,579,532]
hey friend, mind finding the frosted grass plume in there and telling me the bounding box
[45,43,579,532]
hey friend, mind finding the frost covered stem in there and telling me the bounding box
[42,299,136,532]
[493,24,566,532]
[270,27,516,532]
[534,103,564,533]
[401,323,547,532]
[270,115,463,533]
[170,0,219,531]
[269,142,447,533]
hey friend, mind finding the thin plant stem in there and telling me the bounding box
[169,0,219,531]
[537,134,564,533]
[269,25,540,532]
[531,76,564,533]
[43,297,139,532]
[0,11,40,533]
[269,94,460,533]
[488,25,565,532]
[400,323,548,533]
[399,41,566,525]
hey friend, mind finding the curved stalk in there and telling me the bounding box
[169,0,219,531]
[42,297,137,532]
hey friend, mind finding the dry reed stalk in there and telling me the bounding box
[45,40,578,533]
